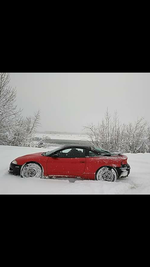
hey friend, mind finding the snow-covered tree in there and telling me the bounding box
[0,73,21,145]
[122,118,147,153]
[146,126,150,153]
[0,73,40,147]
[85,110,122,151]
[85,110,149,153]
[10,110,40,147]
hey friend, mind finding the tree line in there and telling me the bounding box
[85,109,150,153]
[0,73,40,147]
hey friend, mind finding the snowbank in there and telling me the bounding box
[0,145,150,194]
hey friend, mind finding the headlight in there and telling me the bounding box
[12,160,17,164]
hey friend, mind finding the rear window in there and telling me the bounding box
[88,150,99,157]
[93,147,111,156]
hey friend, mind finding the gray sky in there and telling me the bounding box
[10,73,150,133]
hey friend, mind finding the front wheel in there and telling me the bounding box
[95,167,118,182]
[20,163,43,178]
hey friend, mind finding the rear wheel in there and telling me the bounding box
[20,163,42,178]
[95,167,118,182]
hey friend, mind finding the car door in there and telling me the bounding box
[46,147,86,177]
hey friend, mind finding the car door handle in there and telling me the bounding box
[80,161,85,163]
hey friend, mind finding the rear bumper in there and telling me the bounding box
[117,164,130,178]
[9,163,22,175]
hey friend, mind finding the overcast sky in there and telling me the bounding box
[10,73,150,133]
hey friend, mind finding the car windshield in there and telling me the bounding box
[42,146,64,156]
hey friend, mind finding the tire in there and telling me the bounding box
[95,167,118,182]
[20,163,42,178]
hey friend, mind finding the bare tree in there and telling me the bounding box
[28,110,40,135]
[84,123,101,148]
[25,110,40,146]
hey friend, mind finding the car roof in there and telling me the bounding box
[58,144,92,150]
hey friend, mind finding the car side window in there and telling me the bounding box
[57,148,72,158]
[55,148,85,158]
[69,148,85,158]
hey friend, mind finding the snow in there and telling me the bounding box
[0,145,150,194]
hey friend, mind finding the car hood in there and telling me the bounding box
[15,152,44,163]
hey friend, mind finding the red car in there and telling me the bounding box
[9,145,130,182]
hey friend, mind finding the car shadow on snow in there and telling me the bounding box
[44,177,83,183]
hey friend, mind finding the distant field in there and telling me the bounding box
[34,132,91,147]
[35,132,90,140]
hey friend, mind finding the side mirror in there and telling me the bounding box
[52,153,59,158]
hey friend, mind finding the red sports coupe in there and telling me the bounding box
[9,145,130,182]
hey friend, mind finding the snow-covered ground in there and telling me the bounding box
[0,145,150,194]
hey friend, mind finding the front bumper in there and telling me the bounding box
[117,164,130,178]
[9,162,22,175]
